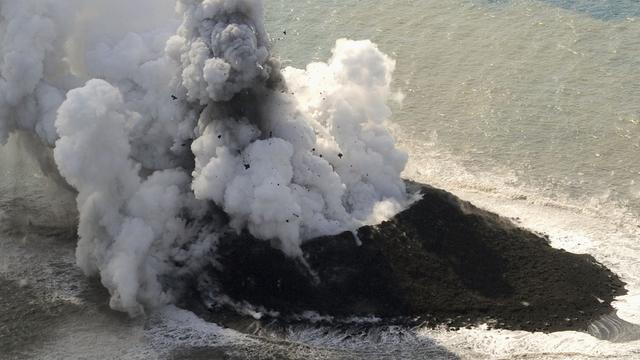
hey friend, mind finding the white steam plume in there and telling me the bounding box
[0,0,409,315]
[54,79,216,314]
[0,0,77,145]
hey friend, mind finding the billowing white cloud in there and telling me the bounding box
[1,0,409,315]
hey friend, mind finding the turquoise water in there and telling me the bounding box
[543,0,640,20]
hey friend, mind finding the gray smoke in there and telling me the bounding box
[0,0,409,315]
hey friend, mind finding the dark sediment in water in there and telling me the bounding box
[0,278,76,358]
[185,182,626,333]
[588,313,640,342]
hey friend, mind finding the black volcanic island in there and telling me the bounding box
[184,182,626,333]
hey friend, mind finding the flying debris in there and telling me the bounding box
[0,0,409,315]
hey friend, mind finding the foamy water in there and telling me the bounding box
[2,0,640,359]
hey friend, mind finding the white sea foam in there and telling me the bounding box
[2,0,640,359]
[401,137,640,358]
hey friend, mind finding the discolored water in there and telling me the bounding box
[2,0,640,359]
[265,0,640,216]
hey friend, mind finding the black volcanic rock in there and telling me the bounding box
[187,182,626,333]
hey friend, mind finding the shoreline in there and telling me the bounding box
[187,181,628,334]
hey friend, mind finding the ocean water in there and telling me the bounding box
[266,0,640,217]
[1,0,640,359]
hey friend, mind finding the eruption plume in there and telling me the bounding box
[0,0,408,315]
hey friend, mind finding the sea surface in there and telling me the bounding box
[2,0,640,359]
